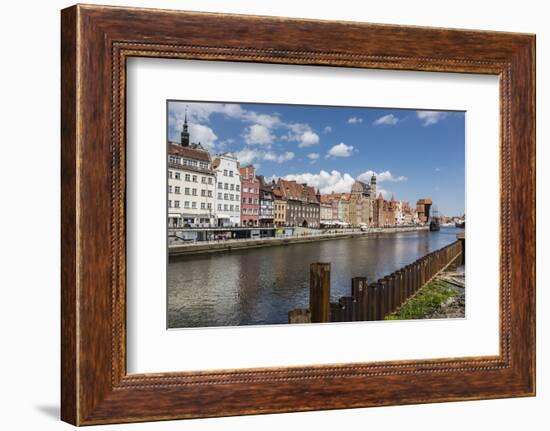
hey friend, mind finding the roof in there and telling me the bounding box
[417,198,433,205]
[276,179,318,203]
[168,142,210,162]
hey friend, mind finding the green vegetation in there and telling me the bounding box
[386,280,458,320]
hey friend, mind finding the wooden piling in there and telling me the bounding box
[310,262,331,323]
[352,277,368,321]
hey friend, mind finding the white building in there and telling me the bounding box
[167,115,216,227]
[212,153,241,226]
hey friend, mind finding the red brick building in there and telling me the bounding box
[239,165,260,226]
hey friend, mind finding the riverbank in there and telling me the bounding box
[168,225,429,257]
[386,267,465,320]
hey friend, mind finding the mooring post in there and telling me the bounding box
[352,277,368,320]
[310,262,331,323]
[367,283,378,321]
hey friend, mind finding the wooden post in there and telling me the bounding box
[352,277,368,321]
[330,302,344,322]
[310,262,331,323]
[457,233,465,266]
[339,297,355,322]
[367,283,378,321]
[378,279,388,318]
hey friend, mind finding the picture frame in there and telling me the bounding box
[61,4,535,425]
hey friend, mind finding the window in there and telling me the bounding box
[168,185,172,193]
[230,184,234,191]
[208,178,213,184]
[192,175,197,183]
[236,185,240,191]
[175,186,180,194]
[184,201,189,209]
[208,190,212,197]
[229,170,234,177]
[201,190,206,197]
[207,203,212,210]
[199,162,208,169]
[168,200,172,208]
[230,205,234,211]
[169,155,179,164]
[242,197,246,203]
[223,169,228,176]
[235,205,239,212]
[168,171,173,179]
[218,192,222,199]
[224,204,228,211]
[224,193,228,200]
[185,187,190,195]
[218,204,222,210]
[248,198,252,204]
[229,194,233,201]
[224,183,228,190]
[191,202,197,209]
[201,177,207,184]
[218,182,222,189]
[201,202,205,209]
[192,188,197,196]
[174,201,180,208]
[185,173,190,181]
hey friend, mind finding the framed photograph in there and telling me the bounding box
[61,4,535,425]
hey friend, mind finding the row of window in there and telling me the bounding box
[218,192,240,201]
[242,197,259,205]
[217,182,240,191]
[169,200,213,210]
[222,169,237,178]
[168,156,209,171]
[217,204,240,212]
[168,186,213,198]
[168,170,214,185]
[242,187,259,194]
[242,208,259,215]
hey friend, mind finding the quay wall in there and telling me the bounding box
[168,226,429,257]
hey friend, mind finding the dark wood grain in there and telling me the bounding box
[61,4,536,425]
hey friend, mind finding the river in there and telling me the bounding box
[167,226,463,328]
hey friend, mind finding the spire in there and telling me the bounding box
[180,105,190,147]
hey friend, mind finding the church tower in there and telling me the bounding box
[180,107,190,147]
[370,172,377,198]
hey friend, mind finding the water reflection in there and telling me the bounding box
[168,227,462,328]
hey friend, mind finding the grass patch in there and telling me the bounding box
[385,280,458,320]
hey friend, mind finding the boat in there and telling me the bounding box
[455,220,465,228]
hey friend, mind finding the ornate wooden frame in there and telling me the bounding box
[61,4,535,425]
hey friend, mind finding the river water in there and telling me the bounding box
[168,226,463,328]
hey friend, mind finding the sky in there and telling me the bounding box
[167,101,465,216]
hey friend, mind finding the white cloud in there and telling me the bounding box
[283,123,320,148]
[264,151,295,163]
[416,110,448,126]
[327,142,354,158]
[187,123,218,150]
[373,114,399,126]
[323,126,332,133]
[235,148,263,165]
[357,170,407,183]
[435,167,441,172]
[283,170,356,194]
[243,124,274,145]
[347,117,363,124]
[307,153,320,160]
[236,148,295,165]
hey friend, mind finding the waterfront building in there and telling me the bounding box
[167,114,215,227]
[338,194,351,224]
[274,179,321,228]
[272,187,287,226]
[212,153,241,227]
[239,165,260,226]
[258,176,274,227]
[416,198,433,223]
[319,195,334,224]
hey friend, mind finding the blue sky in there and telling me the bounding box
[167,101,465,216]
